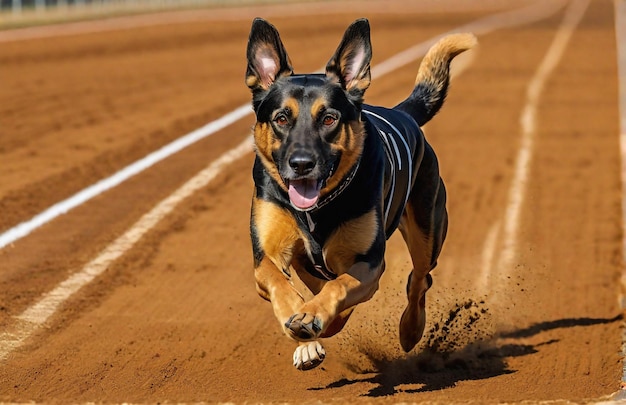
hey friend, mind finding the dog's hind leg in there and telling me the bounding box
[397,211,433,352]
[398,155,448,352]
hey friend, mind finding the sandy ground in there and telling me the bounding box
[0,0,623,403]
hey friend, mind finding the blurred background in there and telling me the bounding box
[0,0,303,29]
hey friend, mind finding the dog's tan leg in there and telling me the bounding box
[285,261,383,340]
[291,255,357,338]
[397,209,432,353]
[284,209,384,341]
[320,307,355,338]
[252,198,306,325]
[400,215,431,352]
[253,203,332,372]
[398,173,448,352]
[254,258,306,324]
[253,198,327,365]
[256,258,329,371]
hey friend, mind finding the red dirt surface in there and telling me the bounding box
[0,0,623,403]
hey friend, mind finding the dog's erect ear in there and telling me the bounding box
[246,18,294,93]
[325,18,372,103]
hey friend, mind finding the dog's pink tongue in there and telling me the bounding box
[288,179,321,209]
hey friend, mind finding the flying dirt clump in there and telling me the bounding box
[412,298,497,373]
[425,298,490,354]
[336,296,497,375]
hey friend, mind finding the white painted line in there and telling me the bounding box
[613,0,626,399]
[0,104,252,250]
[615,0,626,305]
[492,0,589,285]
[476,221,500,292]
[0,136,254,362]
[0,1,573,361]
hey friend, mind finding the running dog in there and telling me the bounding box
[245,17,475,370]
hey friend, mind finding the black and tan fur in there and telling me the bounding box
[245,17,476,370]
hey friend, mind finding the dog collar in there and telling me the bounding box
[296,156,361,241]
[291,157,360,219]
[314,158,361,211]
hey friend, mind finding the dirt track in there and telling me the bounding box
[0,0,624,403]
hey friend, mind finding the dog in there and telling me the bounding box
[245,17,475,370]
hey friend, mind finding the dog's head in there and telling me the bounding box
[246,18,372,211]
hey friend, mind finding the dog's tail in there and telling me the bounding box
[395,33,477,127]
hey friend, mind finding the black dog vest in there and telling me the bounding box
[363,106,421,237]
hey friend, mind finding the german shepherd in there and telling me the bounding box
[245,17,475,370]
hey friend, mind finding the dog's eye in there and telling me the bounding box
[274,114,289,127]
[322,115,337,126]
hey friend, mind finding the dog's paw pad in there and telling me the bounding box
[293,341,325,371]
[285,313,322,340]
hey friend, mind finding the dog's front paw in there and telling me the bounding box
[285,313,322,341]
[293,341,325,370]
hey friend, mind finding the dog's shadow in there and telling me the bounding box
[309,315,622,397]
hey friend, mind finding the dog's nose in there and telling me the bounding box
[289,151,316,175]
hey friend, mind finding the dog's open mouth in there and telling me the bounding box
[287,179,322,210]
